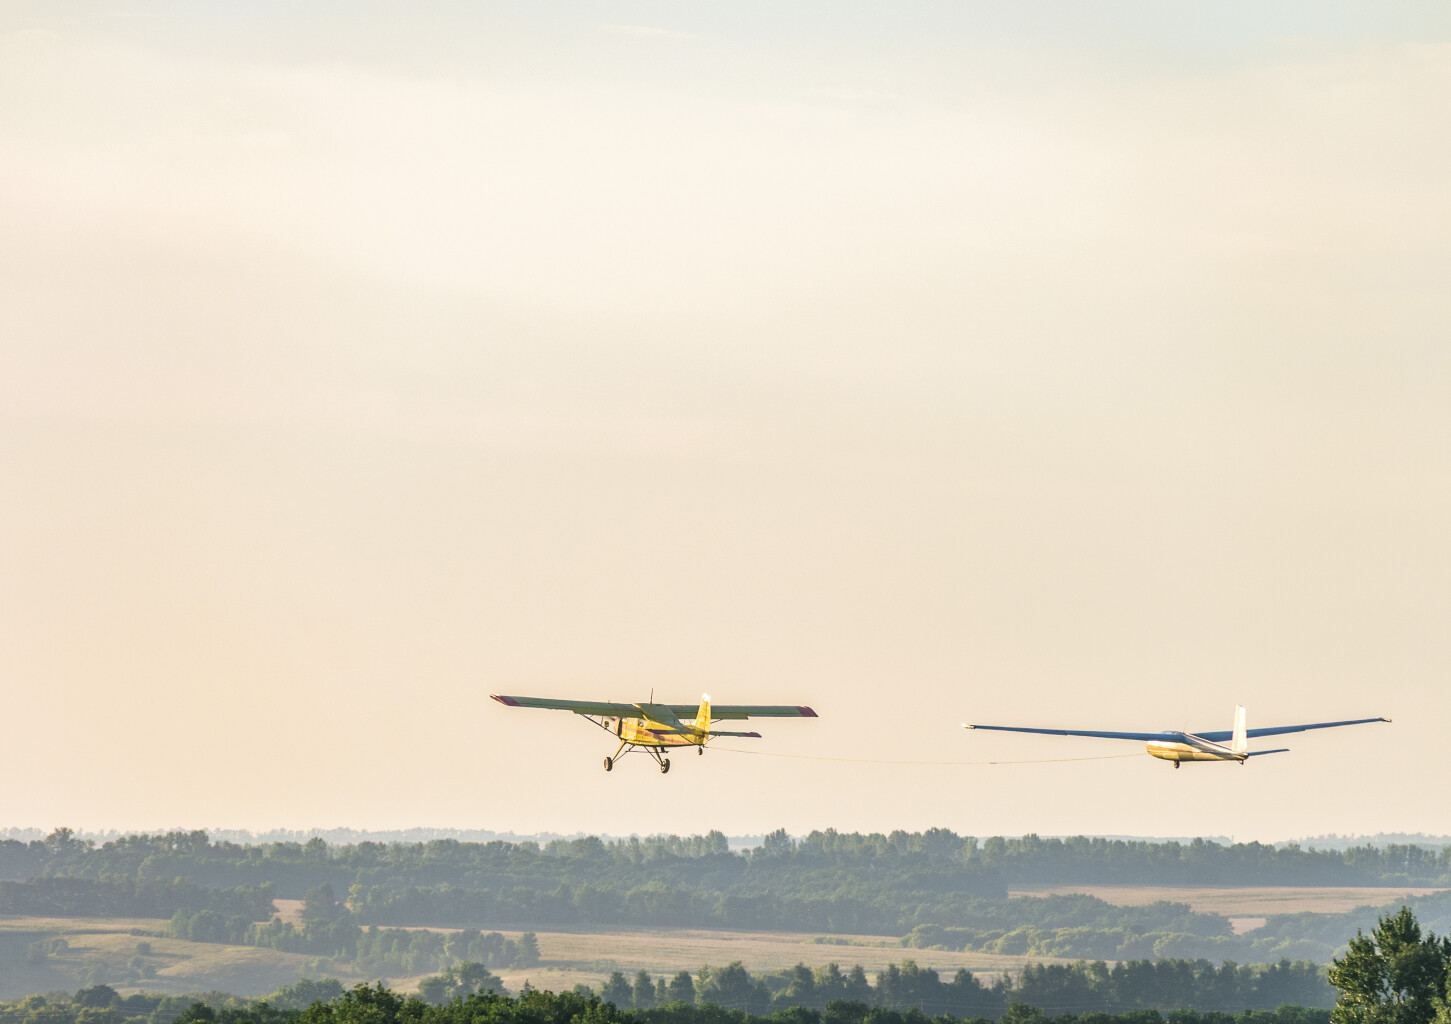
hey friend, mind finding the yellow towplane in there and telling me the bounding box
[490,693,818,774]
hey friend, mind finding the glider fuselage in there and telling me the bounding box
[1145,734,1243,764]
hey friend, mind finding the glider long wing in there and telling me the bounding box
[963,724,1187,743]
[1196,717,1390,742]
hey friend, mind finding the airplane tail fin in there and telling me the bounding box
[1232,705,1248,756]
[694,694,712,743]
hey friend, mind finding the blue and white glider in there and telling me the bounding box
[962,706,1389,767]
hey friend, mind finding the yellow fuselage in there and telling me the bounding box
[614,717,705,748]
[1146,738,1244,764]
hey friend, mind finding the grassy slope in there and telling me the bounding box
[1005,885,1446,916]
[0,917,368,1000]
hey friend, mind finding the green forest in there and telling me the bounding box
[5,829,1451,968]
[0,956,1341,1024]
[5,905,1451,1024]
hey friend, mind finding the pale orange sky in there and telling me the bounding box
[2,3,1448,841]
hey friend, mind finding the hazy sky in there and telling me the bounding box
[3,3,1449,843]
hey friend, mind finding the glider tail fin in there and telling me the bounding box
[694,694,712,743]
[1232,705,1248,756]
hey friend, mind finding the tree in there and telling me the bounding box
[516,932,541,967]
[698,961,770,1014]
[634,970,657,1008]
[74,986,119,1008]
[667,970,697,1005]
[761,829,794,857]
[455,962,506,996]
[782,964,818,1008]
[600,971,632,1008]
[1001,1003,1047,1024]
[302,885,344,925]
[417,976,452,1006]
[1329,907,1451,1024]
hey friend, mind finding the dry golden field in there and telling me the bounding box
[0,914,369,999]
[1005,884,1444,915]
[489,926,1072,995]
[0,916,1067,1000]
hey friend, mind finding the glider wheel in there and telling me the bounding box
[697,747,703,756]
[603,757,614,772]
[660,758,671,774]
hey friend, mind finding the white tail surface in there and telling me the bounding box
[1232,705,1247,755]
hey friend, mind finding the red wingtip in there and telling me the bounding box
[798,706,817,717]
[491,695,520,706]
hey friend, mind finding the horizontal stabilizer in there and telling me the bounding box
[1244,748,1291,758]
[646,727,762,739]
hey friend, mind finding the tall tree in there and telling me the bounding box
[666,970,696,1005]
[1329,907,1451,1024]
[633,970,656,1008]
[600,971,632,1008]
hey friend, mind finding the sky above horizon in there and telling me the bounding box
[3,3,1449,843]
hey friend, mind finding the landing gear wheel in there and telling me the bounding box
[660,758,671,774]
[1173,761,1180,770]
[698,747,704,756]
[603,757,614,772]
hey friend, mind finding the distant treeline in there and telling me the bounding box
[0,877,274,920]
[344,882,1194,934]
[574,958,1334,1017]
[168,877,1436,966]
[6,829,1449,897]
[0,978,1336,1024]
[6,828,1451,960]
[163,903,540,975]
[167,881,1247,964]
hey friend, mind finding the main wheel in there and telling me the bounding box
[1173,761,1180,770]
[697,746,704,756]
[660,758,671,774]
[603,757,614,772]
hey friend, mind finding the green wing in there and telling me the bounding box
[671,704,818,721]
[492,695,818,722]
[491,695,638,716]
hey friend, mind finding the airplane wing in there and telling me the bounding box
[491,695,817,723]
[963,724,1187,743]
[674,704,818,720]
[1196,717,1390,742]
[491,695,639,717]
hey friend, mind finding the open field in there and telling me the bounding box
[1006,884,1446,915]
[491,927,1080,994]
[0,915,367,1000]
[0,916,1078,1000]
[10,886,1444,1000]
[273,900,307,927]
